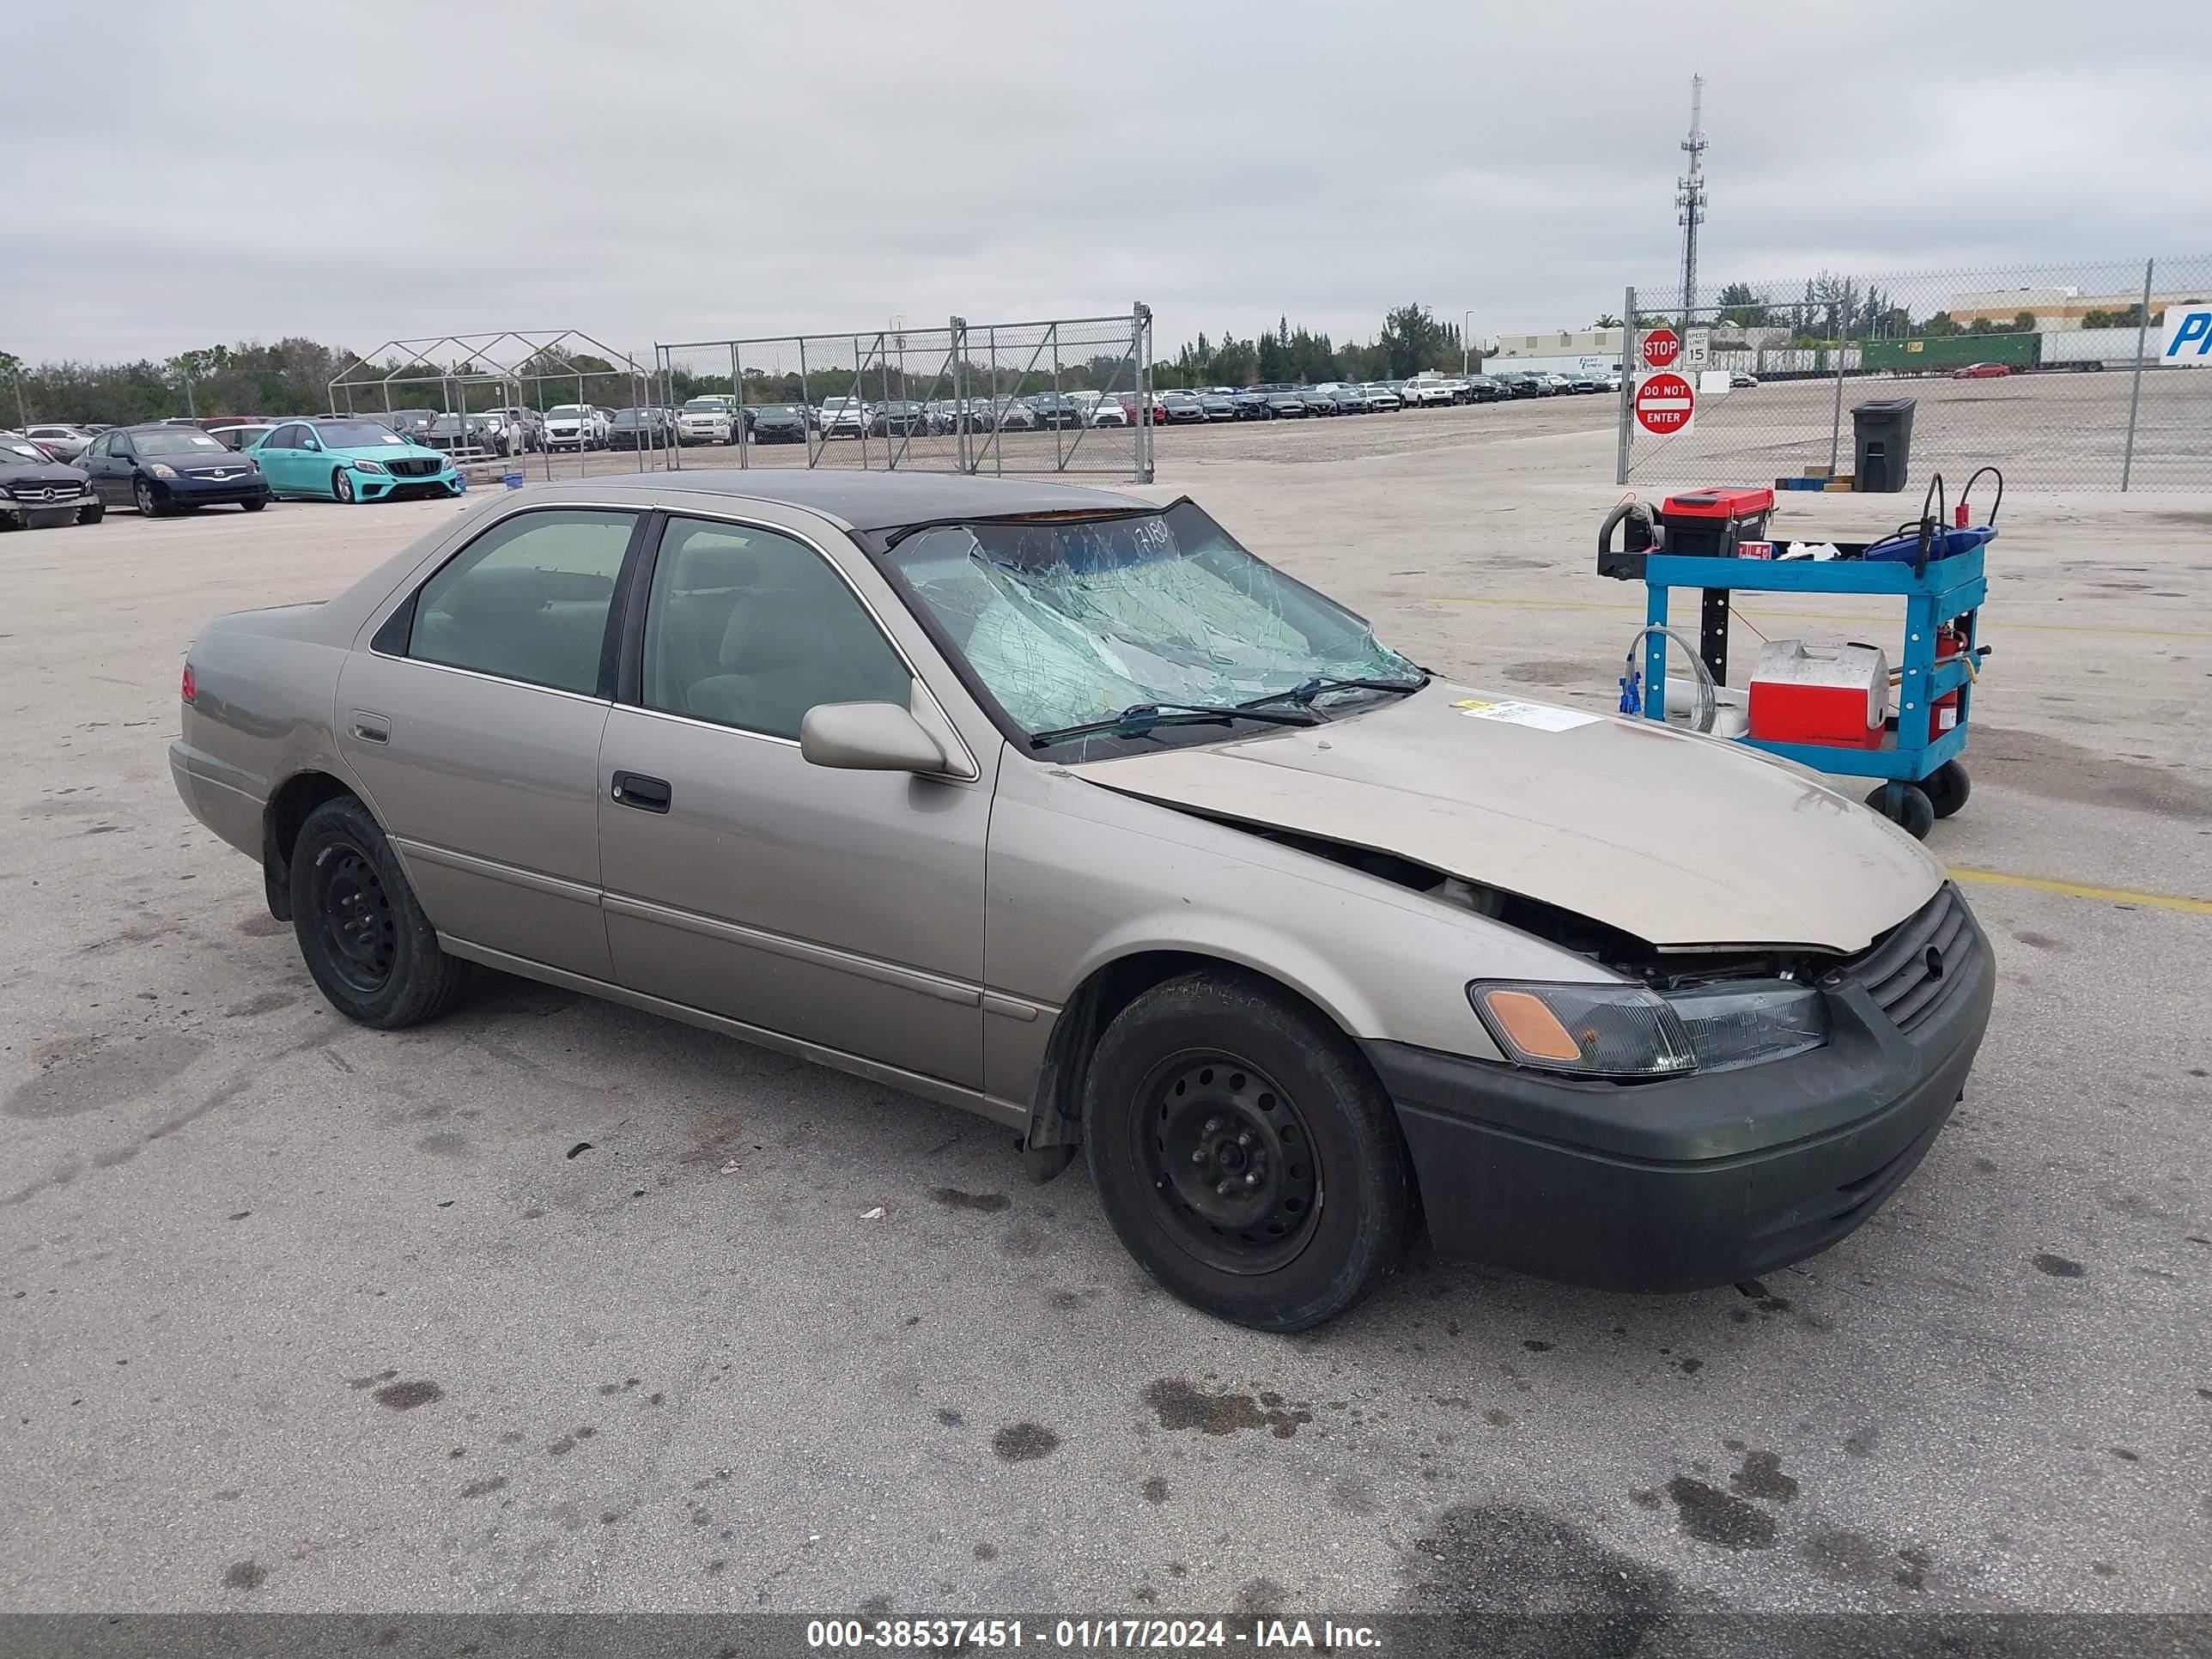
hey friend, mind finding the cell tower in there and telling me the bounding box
[1675,74,1708,316]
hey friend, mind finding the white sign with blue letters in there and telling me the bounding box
[2161,306,2212,365]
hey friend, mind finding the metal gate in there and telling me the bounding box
[656,306,1152,483]
[1613,257,2212,492]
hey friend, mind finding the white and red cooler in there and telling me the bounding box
[1747,640,1889,750]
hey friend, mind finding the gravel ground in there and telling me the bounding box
[3,408,2207,1625]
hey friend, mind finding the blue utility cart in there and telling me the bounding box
[1599,485,1992,840]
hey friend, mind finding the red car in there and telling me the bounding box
[1951,362,2012,380]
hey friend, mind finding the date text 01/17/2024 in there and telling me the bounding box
[804,1618,1383,1650]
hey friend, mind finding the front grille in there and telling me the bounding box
[387,457,441,477]
[1839,883,1978,1034]
[185,467,242,481]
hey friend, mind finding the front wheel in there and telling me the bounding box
[289,794,469,1029]
[134,478,163,517]
[1867,781,1936,840]
[333,469,356,503]
[1923,759,1971,820]
[78,504,104,525]
[1083,970,1415,1332]
[240,497,266,513]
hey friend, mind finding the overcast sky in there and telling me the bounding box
[5,1,2205,367]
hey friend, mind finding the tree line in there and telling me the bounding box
[1,304,1478,425]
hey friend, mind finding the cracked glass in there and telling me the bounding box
[885,500,1418,739]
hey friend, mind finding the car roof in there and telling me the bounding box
[551,469,1154,531]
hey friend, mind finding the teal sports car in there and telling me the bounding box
[248,418,462,504]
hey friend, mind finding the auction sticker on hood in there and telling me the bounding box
[1453,697,1600,732]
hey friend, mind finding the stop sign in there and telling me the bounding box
[1634,372,1695,436]
[1641,327,1681,369]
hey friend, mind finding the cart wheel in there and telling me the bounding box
[1866,782,1936,840]
[1923,759,1971,820]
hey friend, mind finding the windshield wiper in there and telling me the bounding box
[1238,673,1428,711]
[1029,702,1322,750]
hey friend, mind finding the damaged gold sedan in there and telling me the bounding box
[173,472,1990,1329]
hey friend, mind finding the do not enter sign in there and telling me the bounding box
[1640,327,1681,369]
[1634,372,1695,436]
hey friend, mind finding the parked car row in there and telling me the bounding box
[2,415,468,530]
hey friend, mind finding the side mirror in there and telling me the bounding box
[799,702,948,775]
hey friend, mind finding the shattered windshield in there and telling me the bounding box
[884,499,1420,740]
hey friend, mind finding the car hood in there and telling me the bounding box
[1067,682,1942,952]
[328,442,445,463]
[1,460,89,486]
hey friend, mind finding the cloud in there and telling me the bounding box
[3,0,2205,364]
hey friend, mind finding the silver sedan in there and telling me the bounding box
[172,471,1991,1329]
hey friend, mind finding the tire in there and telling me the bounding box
[134,478,164,518]
[333,470,355,503]
[289,794,469,1030]
[1866,781,1936,840]
[77,504,104,526]
[1923,759,1971,820]
[1082,969,1415,1332]
[240,497,265,514]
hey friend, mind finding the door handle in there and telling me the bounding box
[611,771,671,813]
[349,710,391,744]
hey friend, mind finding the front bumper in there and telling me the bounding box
[1368,884,1994,1293]
[155,476,270,507]
[356,468,462,501]
[2,489,94,525]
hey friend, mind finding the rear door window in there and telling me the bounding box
[407,510,638,696]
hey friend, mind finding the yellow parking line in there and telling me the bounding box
[1419,595,2212,641]
[1949,866,2212,915]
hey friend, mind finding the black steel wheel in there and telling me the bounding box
[1924,759,1971,820]
[289,794,469,1029]
[1137,1052,1321,1275]
[306,842,398,997]
[1083,969,1415,1331]
[1866,781,1936,840]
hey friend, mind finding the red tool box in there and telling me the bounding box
[1656,487,1775,556]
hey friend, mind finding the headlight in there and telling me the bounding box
[351,459,389,475]
[149,463,178,479]
[1469,979,1826,1079]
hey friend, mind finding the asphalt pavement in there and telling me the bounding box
[3,410,2207,1626]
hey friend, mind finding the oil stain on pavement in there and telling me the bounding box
[1142,1378,1312,1438]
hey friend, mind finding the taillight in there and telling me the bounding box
[180,665,196,705]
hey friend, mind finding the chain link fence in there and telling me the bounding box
[1615,256,2212,491]
[656,307,1153,483]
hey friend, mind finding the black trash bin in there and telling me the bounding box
[1851,398,1916,493]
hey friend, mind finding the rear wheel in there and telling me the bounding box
[289,795,469,1029]
[1083,970,1414,1332]
[333,469,356,503]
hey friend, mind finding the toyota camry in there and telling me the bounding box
[170,472,1991,1330]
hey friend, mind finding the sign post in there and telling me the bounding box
[1633,371,1696,438]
